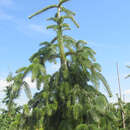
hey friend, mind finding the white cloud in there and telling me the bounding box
[0,0,13,7]
[0,63,60,92]
[0,79,8,92]
[88,41,120,49]
[27,23,53,35]
[124,89,130,95]
[0,12,51,36]
[0,10,13,20]
[0,77,38,106]
[124,62,130,66]
[28,24,45,33]
[51,63,60,71]
[0,0,14,21]
[0,1,53,36]
[121,89,130,103]
[46,63,60,74]
[0,77,36,92]
[23,77,37,88]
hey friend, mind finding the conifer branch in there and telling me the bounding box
[47,17,58,22]
[58,0,70,7]
[28,5,57,19]
[51,37,57,43]
[62,15,79,28]
[96,72,112,97]
[47,25,58,31]
[61,7,76,16]
[23,81,32,99]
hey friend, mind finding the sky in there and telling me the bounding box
[0,0,130,105]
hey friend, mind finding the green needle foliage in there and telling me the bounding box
[4,0,130,130]
[125,65,130,79]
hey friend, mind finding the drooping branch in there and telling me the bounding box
[60,6,76,16]
[62,15,79,28]
[28,5,57,19]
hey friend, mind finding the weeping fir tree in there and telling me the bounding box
[2,0,119,129]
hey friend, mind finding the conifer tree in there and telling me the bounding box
[3,0,114,129]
